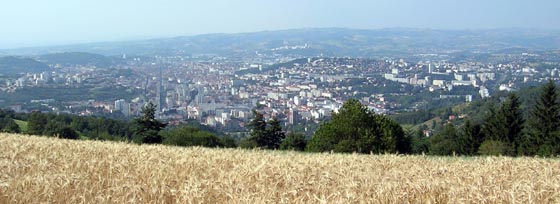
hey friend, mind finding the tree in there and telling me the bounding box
[307,99,409,154]
[500,93,524,155]
[280,133,307,151]
[1,117,20,133]
[458,119,484,155]
[482,102,504,142]
[162,126,226,148]
[133,102,166,144]
[429,123,459,155]
[56,127,79,139]
[478,140,513,156]
[244,110,286,149]
[245,109,267,148]
[378,115,410,154]
[265,117,285,149]
[481,94,524,156]
[43,121,63,137]
[525,80,560,156]
[409,125,429,154]
[27,111,47,135]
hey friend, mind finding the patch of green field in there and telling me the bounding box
[14,120,28,132]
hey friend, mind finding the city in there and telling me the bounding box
[2,0,560,202]
[2,47,560,136]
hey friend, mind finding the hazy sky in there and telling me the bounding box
[1,0,559,49]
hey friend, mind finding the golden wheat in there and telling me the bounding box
[1,133,559,203]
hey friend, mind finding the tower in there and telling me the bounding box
[428,63,432,74]
[158,65,165,113]
[288,108,299,125]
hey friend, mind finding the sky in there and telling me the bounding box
[1,0,559,49]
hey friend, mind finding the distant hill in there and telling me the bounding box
[0,56,51,75]
[2,28,560,57]
[38,52,123,68]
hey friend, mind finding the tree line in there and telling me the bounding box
[2,81,559,156]
[240,81,560,157]
[424,80,560,156]
[240,99,410,153]
[0,102,234,148]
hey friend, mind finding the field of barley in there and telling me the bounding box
[1,133,560,203]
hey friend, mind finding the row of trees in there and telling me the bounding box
[0,109,20,133]
[1,102,234,148]
[26,110,131,140]
[242,99,410,154]
[4,81,559,157]
[239,110,286,149]
[427,81,560,156]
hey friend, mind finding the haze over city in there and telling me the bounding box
[2,0,560,203]
[1,0,559,49]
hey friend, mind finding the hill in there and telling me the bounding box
[2,28,560,57]
[1,133,559,203]
[0,56,51,75]
[38,52,123,68]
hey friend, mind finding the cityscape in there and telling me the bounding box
[2,0,560,203]
[1,42,559,136]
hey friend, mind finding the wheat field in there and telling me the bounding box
[1,133,559,203]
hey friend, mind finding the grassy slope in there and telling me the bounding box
[13,120,27,132]
[1,133,559,203]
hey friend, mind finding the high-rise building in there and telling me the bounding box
[158,65,165,113]
[114,99,129,116]
[195,87,205,105]
[288,108,299,125]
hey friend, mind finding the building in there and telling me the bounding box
[114,99,129,116]
[288,108,299,125]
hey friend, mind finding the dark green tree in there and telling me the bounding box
[379,115,410,154]
[56,127,79,139]
[27,111,47,135]
[482,102,504,141]
[429,123,459,155]
[265,117,285,149]
[409,126,430,154]
[478,140,513,156]
[162,126,226,148]
[133,102,166,144]
[458,119,484,155]
[42,121,79,140]
[481,94,524,156]
[280,133,307,151]
[43,121,63,136]
[1,117,21,133]
[243,110,267,148]
[500,93,524,155]
[525,80,560,156]
[307,99,409,153]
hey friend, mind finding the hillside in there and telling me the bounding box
[3,28,559,57]
[0,56,51,75]
[38,52,123,68]
[1,133,559,203]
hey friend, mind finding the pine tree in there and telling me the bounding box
[246,109,267,148]
[266,117,285,149]
[27,111,48,135]
[482,102,504,141]
[429,123,458,155]
[459,119,483,155]
[528,80,560,155]
[133,102,167,144]
[280,133,307,151]
[500,93,524,155]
